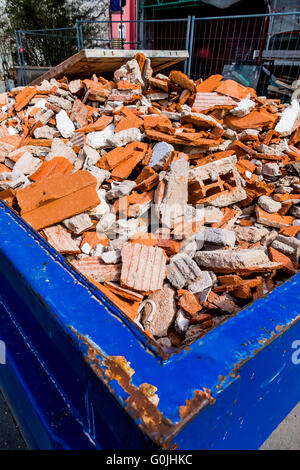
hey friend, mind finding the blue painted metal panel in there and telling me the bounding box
[0,200,299,449]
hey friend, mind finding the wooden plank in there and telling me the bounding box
[30,49,189,85]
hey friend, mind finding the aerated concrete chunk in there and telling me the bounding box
[113,218,140,239]
[142,283,176,337]
[196,249,279,271]
[86,123,115,149]
[101,250,121,264]
[107,128,143,147]
[91,244,105,257]
[56,109,75,138]
[231,98,255,117]
[89,189,111,219]
[275,100,300,136]
[96,213,116,233]
[167,253,202,289]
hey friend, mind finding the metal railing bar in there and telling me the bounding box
[195,11,300,21]
[76,18,189,24]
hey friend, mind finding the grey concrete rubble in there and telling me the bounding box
[46,138,77,163]
[33,126,59,139]
[189,154,237,182]
[12,152,40,177]
[195,249,281,271]
[142,284,176,337]
[114,59,144,87]
[149,142,174,170]
[63,214,93,235]
[167,253,202,289]
[258,195,282,213]
[47,95,72,112]
[160,157,189,228]
[203,227,236,248]
[106,180,136,200]
[203,206,224,224]
[262,163,281,179]
[188,271,213,303]
[234,226,268,243]
[271,235,300,263]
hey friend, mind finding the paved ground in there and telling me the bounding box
[0,390,26,449]
[0,387,299,450]
[260,401,300,450]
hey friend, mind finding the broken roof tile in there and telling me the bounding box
[16,171,99,231]
[120,242,166,293]
[43,224,80,254]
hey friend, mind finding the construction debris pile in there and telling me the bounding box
[0,54,300,352]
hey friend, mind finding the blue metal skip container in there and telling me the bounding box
[0,199,299,450]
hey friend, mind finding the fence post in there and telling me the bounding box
[187,16,195,78]
[139,11,144,50]
[184,16,191,75]
[15,30,27,86]
[75,20,81,51]
[20,32,27,86]
[15,30,23,86]
[79,23,84,50]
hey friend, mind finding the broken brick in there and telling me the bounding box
[177,289,202,316]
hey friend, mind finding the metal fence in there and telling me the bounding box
[189,12,300,99]
[14,11,300,100]
[15,27,79,86]
[15,18,191,86]
[76,18,190,53]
